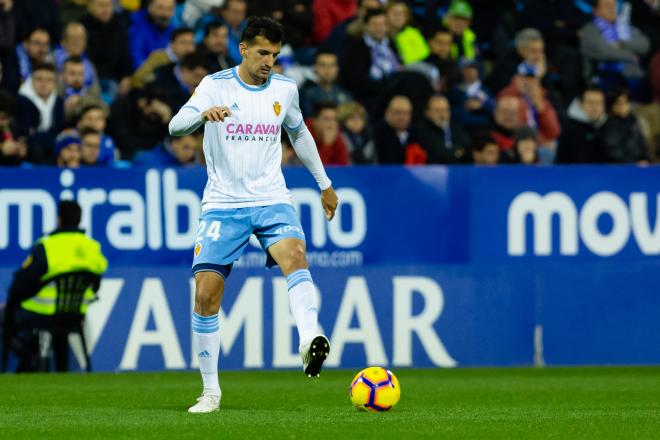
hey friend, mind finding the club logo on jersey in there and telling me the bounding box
[273,101,281,116]
[194,242,202,257]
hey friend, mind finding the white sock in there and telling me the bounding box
[192,312,221,396]
[286,269,319,347]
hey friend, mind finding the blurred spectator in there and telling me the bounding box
[131,28,196,89]
[12,0,60,44]
[385,0,429,65]
[133,132,201,166]
[81,0,133,96]
[16,63,65,164]
[59,56,104,121]
[182,0,225,28]
[556,87,607,163]
[630,0,660,50]
[450,58,494,129]
[129,0,176,69]
[151,53,210,113]
[54,23,97,94]
[470,132,500,165]
[197,22,236,73]
[2,28,52,94]
[0,0,16,53]
[425,26,460,94]
[76,103,116,164]
[490,95,523,151]
[488,28,546,95]
[598,87,651,163]
[498,63,561,155]
[79,126,102,166]
[516,0,589,51]
[54,131,81,168]
[0,89,27,166]
[580,0,650,92]
[511,126,539,164]
[312,0,357,44]
[415,94,469,164]
[272,1,314,51]
[337,101,377,164]
[652,50,660,103]
[307,102,350,165]
[107,87,171,160]
[373,95,418,164]
[195,0,247,69]
[443,0,477,61]
[340,8,401,107]
[300,50,352,117]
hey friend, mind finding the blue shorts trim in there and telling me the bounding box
[192,263,232,279]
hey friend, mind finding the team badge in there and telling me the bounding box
[273,101,281,116]
[194,242,202,257]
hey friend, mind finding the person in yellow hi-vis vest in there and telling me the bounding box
[5,200,107,372]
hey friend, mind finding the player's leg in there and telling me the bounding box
[188,270,226,413]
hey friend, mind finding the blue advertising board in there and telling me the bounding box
[1,166,659,371]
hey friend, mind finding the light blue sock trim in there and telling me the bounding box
[287,269,313,290]
[192,313,219,333]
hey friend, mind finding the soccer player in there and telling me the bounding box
[169,17,338,414]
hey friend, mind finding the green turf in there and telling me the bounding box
[0,367,659,439]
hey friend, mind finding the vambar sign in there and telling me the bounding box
[85,275,455,371]
[508,191,660,256]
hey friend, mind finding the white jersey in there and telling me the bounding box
[184,67,305,210]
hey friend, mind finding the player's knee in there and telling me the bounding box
[194,272,224,314]
[281,245,307,273]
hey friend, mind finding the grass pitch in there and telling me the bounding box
[0,367,659,439]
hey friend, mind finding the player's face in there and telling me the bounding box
[240,36,281,83]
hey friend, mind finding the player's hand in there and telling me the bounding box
[202,106,232,122]
[321,187,338,221]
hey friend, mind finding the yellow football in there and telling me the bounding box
[349,367,400,412]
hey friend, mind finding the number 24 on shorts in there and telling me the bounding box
[196,221,222,241]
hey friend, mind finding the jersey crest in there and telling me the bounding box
[273,101,281,116]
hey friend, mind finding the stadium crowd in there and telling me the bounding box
[0,0,659,167]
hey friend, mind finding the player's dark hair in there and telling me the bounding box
[32,62,57,74]
[58,200,82,228]
[363,7,386,24]
[204,22,226,39]
[240,16,283,44]
[64,55,84,68]
[313,101,338,118]
[170,27,194,42]
[314,49,337,64]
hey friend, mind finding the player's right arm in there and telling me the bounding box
[169,76,232,136]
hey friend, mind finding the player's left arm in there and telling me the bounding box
[283,86,338,221]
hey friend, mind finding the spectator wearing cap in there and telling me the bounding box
[386,0,430,65]
[556,87,607,164]
[424,26,461,94]
[337,101,377,164]
[580,0,650,91]
[449,58,494,129]
[498,62,561,162]
[598,88,650,163]
[307,102,350,166]
[81,0,133,94]
[54,131,81,168]
[443,0,477,61]
[133,132,201,166]
[129,0,176,69]
[510,126,539,164]
[340,7,402,107]
[470,132,500,165]
[131,28,196,90]
[300,51,353,118]
[16,63,65,164]
[415,94,469,164]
